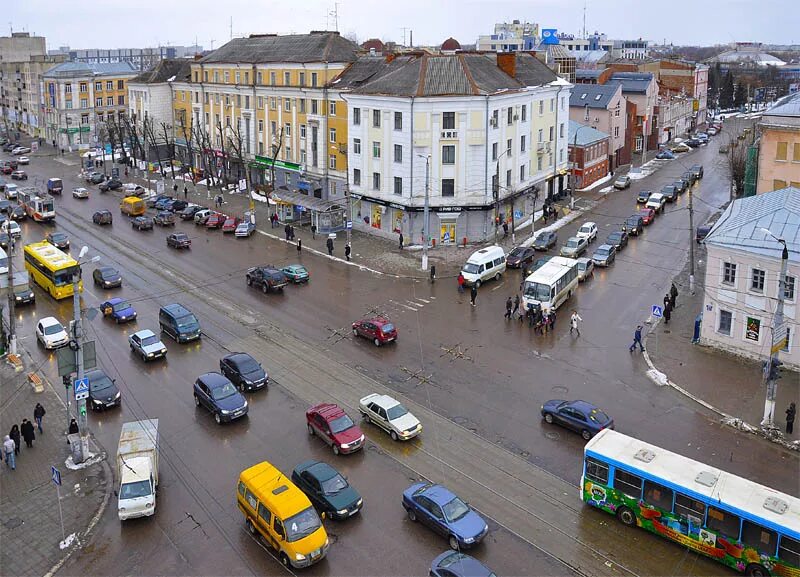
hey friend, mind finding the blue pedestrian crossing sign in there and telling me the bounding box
[652,305,664,318]
[74,377,90,401]
[51,466,62,486]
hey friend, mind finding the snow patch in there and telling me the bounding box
[65,451,105,470]
[59,533,77,550]
[646,368,669,386]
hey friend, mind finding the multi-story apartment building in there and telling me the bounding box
[638,60,709,128]
[756,92,800,193]
[0,33,65,138]
[604,72,658,154]
[476,20,539,52]
[569,84,627,170]
[42,61,138,149]
[341,52,570,244]
[568,122,610,189]
[559,32,614,54]
[48,45,202,71]
[170,32,360,200]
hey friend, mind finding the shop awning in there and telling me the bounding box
[269,190,343,213]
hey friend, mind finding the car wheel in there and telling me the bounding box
[406,507,417,522]
[246,276,252,286]
[332,444,340,456]
[352,328,359,336]
[246,518,256,535]
[448,535,459,551]
[373,338,381,347]
[193,395,200,407]
[494,272,501,281]
[617,506,636,527]
[581,429,593,441]
[544,413,554,424]
[141,352,147,362]
[390,430,398,441]
[261,283,268,294]
[279,553,291,567]
[475,280,481,288]
[214,413,222,425]
[745,564,770,577]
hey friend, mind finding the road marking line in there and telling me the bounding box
[416,298,430,303]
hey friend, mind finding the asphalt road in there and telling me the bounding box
[3,119,795,577]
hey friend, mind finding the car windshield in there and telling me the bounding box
[577,262,587,271]
[579,226,592,234]
[284,507,321,542]
[120,480,152,500]
[608,233,621,241]
[43,323,63,335]
[235,357,260,375]
[381,323,395,333]
[443,496,471,522]
[102,269,118,279]
[462,263,480,274]
[386,403,409,421]
[508,247,526,258]
[523,282,551,301]
[90,373,114,392]
[51,233,67,242]
[596,248,611,256]
[329,414,355,434]
[112,301,131,313]
[175,234,188,241]
[141,335,160,347]
[321,473,348,495]
[566,239,579,248]
[176,314,198,329]
[211,382,237,400]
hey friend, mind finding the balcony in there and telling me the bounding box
[440,130,458,140]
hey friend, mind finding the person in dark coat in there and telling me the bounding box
[34,403,46,434]
[663,305,672,325]
[296,239,302,253]
[344,244,351,261]
[502,221,509,238]
[326,237,334,256]
[470,284,478,307]
[9,425,21,456]
[663,293,671,312]
[20,419,35,448]
[398,232,404,250]
[670,282,679,307]
[284,224,290,240]
[183,185,189,199]
[512,295,520,319]
[504,297,513,319]
[311,224,316,239]
[629,325,645,352]
[787,402,796,435]
[68,419,79,435]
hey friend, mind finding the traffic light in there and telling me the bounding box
[79,404,87,417]
[768,358,783,381]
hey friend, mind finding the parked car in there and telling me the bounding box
[17,156,30,165]
[93,266,122,288]
[121,183,145,194]
[430,552,496,577]
[98,178,123,192]
[10,170,27,180]
[154,211,176,226]
[246,265,287,293]
[541,399,614,440]
[402,482,489,550]
[0,219,20,239]
[646,192,666,213]
[696,222,715,243]
[661,184,679,203]
[194,209,212,224]
[506,246,536,269]
[193,372,248,425]
[128,329,167,362]
[45,231,70,250]
[560,236,588,258]
[12,146,31,155]
[92,210,113,225]
[205,212,226,229]
[624,215,644,236]
[533,230,558,251]
[86,368,121,411]
[154,196,175,211]
[576,221,598,243]
[35,316,69,349]
[352,316,397,346]
[86,171,105,184]
[685,138,702,148]
[72,186,90,199]
[671,142,691,153]
[690,164,704,179]
[636,190,653,204]
[613,175,631,189]
[291,460,363,520]
[166,232,191,249]
[219,352,267,392]
[591,244,616,267]
[222,217,240,233]
[168,199,188,212]
[234,220,255,237]
[359,393,421,441]
[306,403,365,455]
[131,216,154,231]
[281,264,309,283]
[576,257,594,282]
[638,208,655,225]
[0,165,12,175]
[100,297,137,323]
[606,230,629,250]
[180,205,203,220]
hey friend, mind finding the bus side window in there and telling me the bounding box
[778,535,800,567]
[257,502,272,525]
[741,520,778,557]
[238,481,246,498]
[706,506,741,542]
[273,517,286,539]
[674,492,705,524]
[614,469,643,500]
[584,457,608,484]
[245,489,258,511]
[643,480,673,511]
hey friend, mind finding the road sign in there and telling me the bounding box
[651,305,663,318]
[346,221,353,229]
[74,377,89,401]
[51,466,62,486]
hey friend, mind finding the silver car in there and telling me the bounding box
[592,244,616,267]
[560,236,588,258]
[128,329,168,362]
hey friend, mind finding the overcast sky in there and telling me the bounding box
[6,0,797,52]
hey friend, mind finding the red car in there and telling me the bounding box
[205,212,226,229]
[639,207,656,225]
[221,216,240,233]
[306,403,366,455]
[352,316,397,346]
[0,165,12,175]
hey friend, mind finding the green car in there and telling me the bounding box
[281,264,309,283]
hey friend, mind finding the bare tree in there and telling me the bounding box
[191,122,219,191]
[160,121,177,185]
[269,125,285,192]
[176,111,195,185]
[142,115,165,180]
[720,128,757,198]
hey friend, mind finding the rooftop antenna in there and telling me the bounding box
[328,3,339,32]
[230,16,233,40]
[209,38,215,50]
[582,0,587,39]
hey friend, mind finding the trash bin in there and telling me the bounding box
[67,433,83,463]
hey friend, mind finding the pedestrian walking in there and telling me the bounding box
[549,309,557,330]
[505,297,513,319]
[284,224,290,240]
[3,435,15,470]
[398,232,404,250]
[20,419,35,448]
[430,265,436,283]
[68,419,79,435]
[311,224,316,239]
[34,403,46,434]
[502,221,509,238]
[457,273,465,293]
[470,284,478,307]
[297,238,302,253]
[629,325,645,352]
[345,244,351,261]
[173,183,178,194]
[326,237,334,256]
[512,295,520,318]
[669,292,677,311]
[570,311,582,336]
[9,425,21,456]
[663,305,672,325]
[663,293,671,312]
[670,282,679,307]
[183,185,188,199]
[786,402,796,435]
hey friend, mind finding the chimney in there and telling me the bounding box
[497,52,516,78]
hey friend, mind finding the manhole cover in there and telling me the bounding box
[551,385,568,395]
[545,431,561,440]
[3,517,23,529]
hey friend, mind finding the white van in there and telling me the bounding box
[5,183,19,199]
[461,246,506,287]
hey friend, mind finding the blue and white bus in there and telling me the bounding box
[522,256,579,311]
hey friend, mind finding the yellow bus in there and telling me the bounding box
[23,241,82,300]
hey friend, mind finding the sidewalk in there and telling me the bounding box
[0,349,110,576]
[643,247,799,446]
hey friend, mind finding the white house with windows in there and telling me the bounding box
[339,52,570,244]
[700,188,800,370]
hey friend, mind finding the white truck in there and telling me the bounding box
[117,419,159,521]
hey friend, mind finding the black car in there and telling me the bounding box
[166,232,191,249]
[193,372,248,424]
[219,352,268,392]
[98,178,122,192]
[46,231,70,250]
[690,164,704,179]
[533,230,558,251]
[0,199,11,214]
[660,184,679,202]
[291,460,363,520]
[624,215,644,236]
[168,199,188,212]
[132,216,154,231]
[430,552,495,577]
[2,143,16,153]
[93,266,122,288]
[86,368,121,411]
[92,210,113,225]
[0,232,9,249]
[87,172,106,184]
[180,205,202,220]
[673,179,689,194]
[9,205,26,221]
[685,138,702,148]
[246,266,288,293]
[636,190,653,204]
[682,171,697,186]
[606,230,629,250]
[506,246,536,269]
[696,223,714,243]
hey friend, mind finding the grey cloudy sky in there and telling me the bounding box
[6,0,797,51]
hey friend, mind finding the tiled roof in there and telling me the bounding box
[568,122,609,145]
[482,52,558,87]
[331,56,413,90]
[606,72,654,94]
[705,187,800,260]
[570,84,620,109]
[44,61,138,77]
[130,58,192,84]
[200,32,359,64]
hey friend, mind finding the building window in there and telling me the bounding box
[520,165,526,181]
[443,112,455,130]
[373,141,381,158]
[353,138,361,154]
[442,145,455,164]
[329,101,336,116]
[635,135,643,152]
[441,178,455,197]
[793,143,800,162]
[373,109,381,127]
[284,99,291,112]
[65,83,72,93]
[560,123,565,138]
[353,168,361,186]
[785,275,796,300]
[776,142,788,161]
[783,327,792,353]
[106,97,114,106]
[81,114,89,125]
[106,81,113,90]
[311,72,318,87]
[373,172,381,190]
[394,144,403,163]
[506,169,512,186]
[507,138,512,156]
[751,268,765,292]
[329,154,337,169]
[521,135,526,152]
[723,262,737,285]
[507,107,513,125]
[614,126,620,138]
[394,111,402,131]
[311,99,318,114]
[492,109,498,127]
[299,98,306,113]
[329,128,336,143]
[521,104,527,122]
[284,71,290,85]
[353,108,361,125]
[718,309,733,336]
[270,71,276,85]
[537,156,543,171]
[95,82,102,91]
[549,126,554,141]
[299,124,306,139]
[539,100,544,115]
[65,101,72,109]
[394,177,403,195]
[298,72,305,86]
[258,119,264,133]
[95,97,103,107]
[270,121,277,135]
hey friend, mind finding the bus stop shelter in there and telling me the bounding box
[268,190,346,233]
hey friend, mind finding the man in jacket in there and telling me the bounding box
[34,403,46,434]
[3,435,16,470]
[20,419,35,448]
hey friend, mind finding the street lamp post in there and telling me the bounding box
[759,228,789,430]
[332,144,351,251]
[493,148,511,246]
[416,154,431,271]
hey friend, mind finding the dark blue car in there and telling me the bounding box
[540,399,614,440]
[402,483,488,550]
[100,297,137,323]
[193,372,248,425]
[154,196,175,211]
[430,551,496,577]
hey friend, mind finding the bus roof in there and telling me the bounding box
[525,256,577,284]
[239,461,311,520]
[585,429,800,535]
[24,241,79,270]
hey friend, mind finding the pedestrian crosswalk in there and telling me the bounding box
[367,296,436,316]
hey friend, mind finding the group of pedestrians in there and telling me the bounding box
[3,403,46,471]
[284,224,296,241]
[662,283,679,325]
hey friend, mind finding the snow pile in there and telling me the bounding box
[65,450,105,470]
[646,368,669,387]
[59,533,77,550]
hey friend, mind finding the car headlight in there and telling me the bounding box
[464,536,474,544]
[220,409,231,415]
[92,399,102,405]
[243,400,248,409]
[356,498,363,507]
[15,295,21,301]
[114,392,121,400]
[336,509,348,515]
[147,352,154,357]
[295,553,306,561]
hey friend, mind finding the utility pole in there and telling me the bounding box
[688,186,695,294]
[493,159,500,245]
[760,229,789,429]
[6,235,15,355]
[71,247,96,459]
[422,155,430,271]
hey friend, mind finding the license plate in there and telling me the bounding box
[233,410,243,417]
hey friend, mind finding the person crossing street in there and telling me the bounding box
[570,311,582,336]
[504,297,513,319]
[470,283,478,307]
[629,325,645,352]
